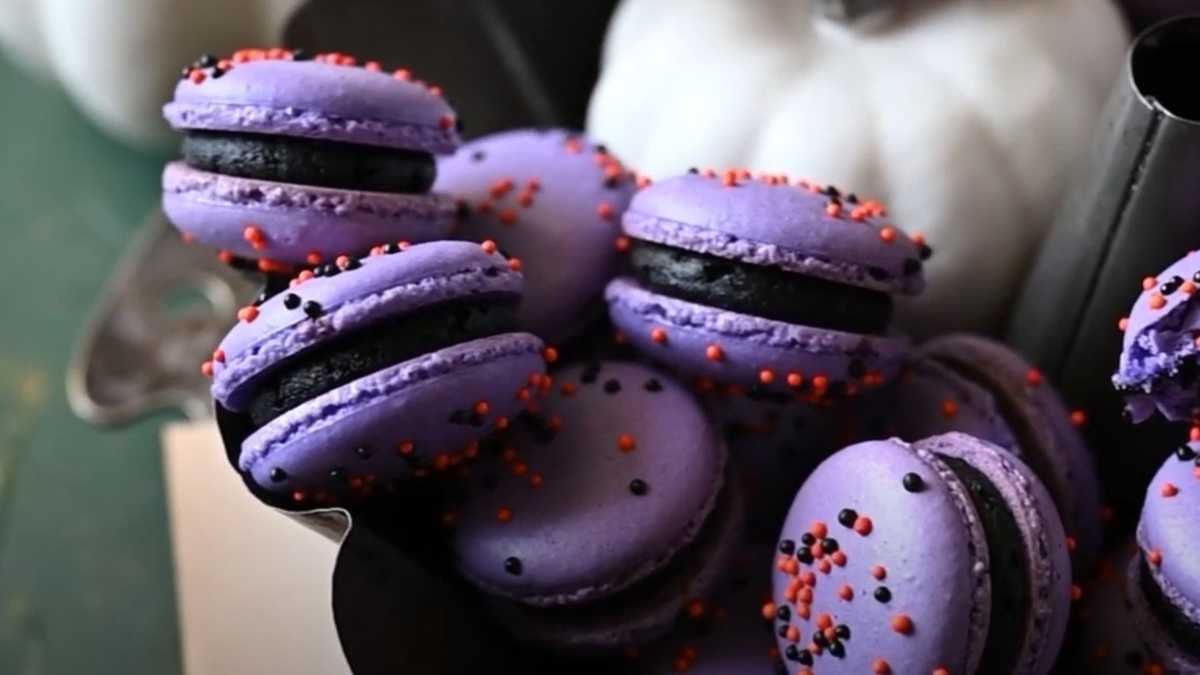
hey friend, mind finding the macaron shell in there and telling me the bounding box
[434,129,635,340]
[629,544,779,674]
[606,277,908,391]
[1136,445,1200,625]
[885,357,1018,451]
[165,58,460,152]
[239,334,543,495]
[163,162,455,264]
[922,432,1073,675]
[772,438,988,675]
[623,174,925,295]
[1126,550,1200,674]
[919,334,1103,574]
[1114,253,1200,423]
[1067,542,1154,674]
[452,362,726,606]
[211,240,521,409]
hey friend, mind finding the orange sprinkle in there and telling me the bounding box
[615,235,631,253]
[1118,317,1129,332]
[686,599,706,619]
[760,602,776,621]
[650,327,668,344]
[1066,537,1077,552]
[439,115,454,130]
[510,461,528,477]
[811,375,829,391]
[932,669,950,675]
[212,349,225,363]
[797,587,813,604]
[237,306,259,322]
[462,442,479,459]
[879,227,897,243]
[872,659,891,674]
[941,399,959,417]
[507,257,522,272]
[758,369,775,384]
[1143,276,1158,290]
[597,202,614,219]
[618,434,637,452]
[1071,585,1083,601]
[795,604,810,621]
[498,209,517,225]
[786,372,803,388]
[494,416,509,430]
[1070,410,1087,427]
[472,401,489,417]
[291,491,306,503]
[705,345,723,361]
[1025,369,1042,386]
[496,507,513,524]
[1149,293,1167,310]
[200,361,214,378]
[785,626,800,643]
[854,516,873,536]
[1148,549,1162,566]
[547,415,562,430]
[1162,482,1179,497]
[810,521,828,539]
[872,565,887,580]
[831,551,847,566]
[187,69,206,84]
[1184,281,1197,295]
[890,614,913,634]
[826,202,842,217]
[838,584,854,601]
[815,613,833,630]
[542,347,559,363]
[817,559,832,574]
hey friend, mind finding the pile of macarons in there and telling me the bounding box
[169,48,1195,674]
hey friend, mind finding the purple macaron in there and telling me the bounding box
[208,240,545,503]
[1127,442,1200,672]
[605,173,924,396]
[886,334,1103,573]
[1114,253,1200,424]
[449,361,742,653]
[434,129,637,341]
[1065,541,1155,674]
[627,544,779,674]
[163,49,460,268]
[771,432,1071,675]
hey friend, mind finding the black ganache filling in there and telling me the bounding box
[182,130,436,193]
[246,297,518,427]
[1139,557,1200,657]
[629,240,892,334]
[937,455,1031,675]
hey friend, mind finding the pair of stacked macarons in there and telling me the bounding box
[185,47,1123,673]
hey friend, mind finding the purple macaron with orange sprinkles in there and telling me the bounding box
[606,171,926,397]
[163,48,460,271]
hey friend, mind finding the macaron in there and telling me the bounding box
[1063,541,1156,675]
[1114,252,1200,423]
[886,334,1103,573]
[605,172,924,395]
[434,129,637,341]
[163,48,460,269]
[771,432,1072,675]
[208,240,546,502]
[625,544,779,674]
[1127,442,1200,672]
[449,361,742,652]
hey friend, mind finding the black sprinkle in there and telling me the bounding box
[838,509,858,528]
[643,378,663,392]
[784,645,801,662]
[821,538,839,554]
[254,290,270,306]
[902,472,925,492]
[687,167,699,174]
[903,258,922,276]
[919,244,934,260]
[828,641,845,658]
[595,144,609,154]
[181,67,193,79]
[867,266,889,281]
[581,363,601,384]
[291,49,312,61]
[319,263,339,277]
[800,533,816,547]
[471,151,486,162]
[355,446,373,460]
[629,479,648,496]
[874,586,892,603]
[823,185,840,198]
[778,539,795,555]
[796,548,814,565]
[269,468,288,483]
[835,625,850,640]
[604,379,621,394]
[455,117,465,133]
[1177,445,1198,462]
[469,414,486,427]
[211,67,226,79]
[1193,271,1200,285]
[504,557,523,575]
[303,300,323,319]
[344,257,362,270]
[329,468,347,482]
[797,650,813,666]
[381,243,401,254]
[604,175,621,189]
[848,359,867,380]
[1162,276,1184,295]
[198,54,217,68]
[812,630,827,646]
[776,606,790,622]
[845,193,859,203]
[777,625,790,639]
[449,410,470,424]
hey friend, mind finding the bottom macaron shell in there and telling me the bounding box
[606,277,907,392]
[925,433,1073,675]
[163,161,454,264]
[1127,553,1200,675]
[240,334,545,497]
[497,476,745,653]
[771,438,989,675]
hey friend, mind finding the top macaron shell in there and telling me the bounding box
[623,174,925,295]
[886,356,1019,450]
[1114,253,1200,422]
[1136,444,1200,626]
[772,437,989,675]
[165,56,461,153]
[451,361,727,606]
[210,240,521,410]
[434,129,635,340]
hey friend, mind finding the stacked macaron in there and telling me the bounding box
[162,48,460,279]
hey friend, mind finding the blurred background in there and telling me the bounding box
[0,0,1192,673]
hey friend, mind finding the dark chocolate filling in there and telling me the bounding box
[931,353,1068,532]
[246,297,518,427]
[182,130,436,193]
[1139,557,1200,657]
[937,455,1031,675]
[629,239,892,334]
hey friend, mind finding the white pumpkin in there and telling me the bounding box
[0,0,302,148]
[587,0,1130,336]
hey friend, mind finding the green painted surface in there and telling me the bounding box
[0,57,182,674]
